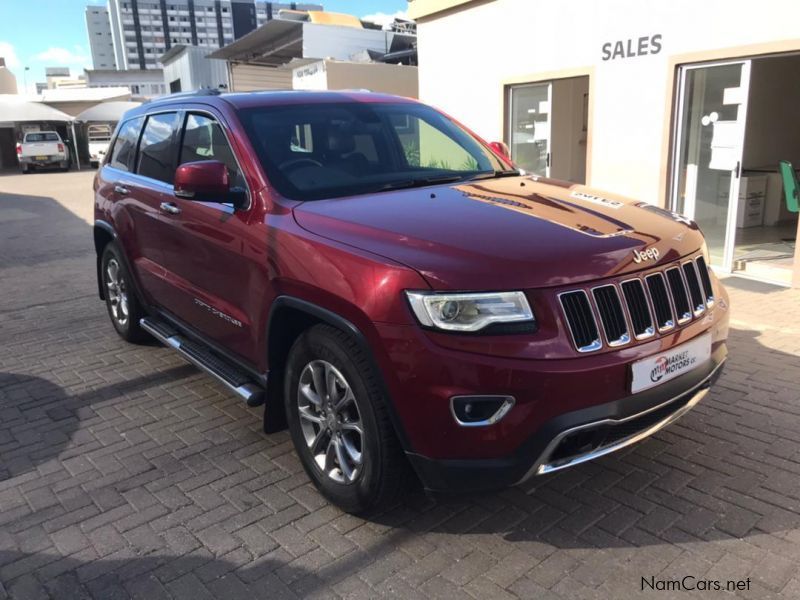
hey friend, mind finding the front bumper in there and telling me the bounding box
[407,343,726,492]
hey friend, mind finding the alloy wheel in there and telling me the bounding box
[297,359,364,484]
[105,258,129,327]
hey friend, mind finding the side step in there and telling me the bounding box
[140,317,265,407]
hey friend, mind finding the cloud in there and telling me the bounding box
[0,41,21,69]
[361,10,409,28]
[32,46,90,67]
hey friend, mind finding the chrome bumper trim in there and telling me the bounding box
[518,358,725,483]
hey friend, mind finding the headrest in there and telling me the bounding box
[326,125,355,155]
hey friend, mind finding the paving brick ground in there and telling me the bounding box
[2,170,800,599]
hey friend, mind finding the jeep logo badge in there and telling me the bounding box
[633,247,660,264]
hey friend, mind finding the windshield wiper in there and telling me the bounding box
[376,174,467,192]
[467,169,522,181]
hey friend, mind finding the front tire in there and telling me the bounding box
[101,243,148,343]
[284,324,408,514]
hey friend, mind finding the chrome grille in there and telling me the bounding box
[645,273,675,332]
[621,279,655,340]
[666,267,692,323]
[695,256,715,307]
[592,285,630,346]
[559,254,714,352]
[558,291,602,353]
[682,261,706,316]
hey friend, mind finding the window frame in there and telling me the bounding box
[175,109,251,211]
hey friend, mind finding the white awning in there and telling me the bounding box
[75,101,141,123]
[0,96,74,125]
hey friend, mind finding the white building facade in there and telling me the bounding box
[410,0,800,287]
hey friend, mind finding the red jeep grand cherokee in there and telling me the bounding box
[94,90,729,514]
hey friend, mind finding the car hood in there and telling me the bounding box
[292,176,706,290]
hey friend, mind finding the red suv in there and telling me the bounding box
[94,90,729,514]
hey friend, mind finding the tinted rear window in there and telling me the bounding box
[25,133,59,142]
[109,117,144,172]
[136,112,179,184]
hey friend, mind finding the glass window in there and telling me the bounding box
[239,102,511,201]
[136,112,179,183]
[109,116,144,171]
[179,113,245,189]
[25,132,60,142]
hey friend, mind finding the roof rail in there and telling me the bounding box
[155,89,222,101]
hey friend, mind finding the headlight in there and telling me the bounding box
[405,291,534,332]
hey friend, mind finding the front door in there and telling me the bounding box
[156,111,264,366]
[671,60,752,270]
[508,82,552,176]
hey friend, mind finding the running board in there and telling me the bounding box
[140,317,264,407]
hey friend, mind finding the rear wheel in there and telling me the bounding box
[101,243,148,343]
[284,324,408,514]
[20,164,29,174]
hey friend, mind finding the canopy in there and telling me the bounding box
[0,96,73,125]
[74,100,141,123]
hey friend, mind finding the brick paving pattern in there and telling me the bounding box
[1,171,800,599]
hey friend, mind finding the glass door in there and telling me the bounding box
[508,82,552,176]
[671,60,751,270]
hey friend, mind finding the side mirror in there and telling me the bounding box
[488,141,511,160]
[174,160,247,209]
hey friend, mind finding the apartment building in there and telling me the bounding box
[85,5,118,69]
[87,1,321,71]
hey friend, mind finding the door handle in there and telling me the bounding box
[114,185,129,195]
[160,201,181,215]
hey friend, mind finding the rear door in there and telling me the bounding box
[124,111,183,305]
[155,110,262,364]
[99,115,164,302]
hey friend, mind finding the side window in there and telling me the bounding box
[179,113,245,189]
[109,116,144,172]
[136,112,179,184]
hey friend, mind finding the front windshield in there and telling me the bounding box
[239,102,515,201]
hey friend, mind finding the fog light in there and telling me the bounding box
[450,395,515,427]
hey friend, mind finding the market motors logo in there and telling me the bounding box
[633,247,660,264]
[650,350,696,383]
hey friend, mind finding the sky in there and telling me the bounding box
[0,0,409,94]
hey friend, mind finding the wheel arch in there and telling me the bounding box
[265,296,412,451]
[94,221,116,299]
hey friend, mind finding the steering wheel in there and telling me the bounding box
[279,158,323,172]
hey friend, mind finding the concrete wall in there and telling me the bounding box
[0,68,18,95]
[416,0,800,204]
[314,61,418,98]
[229,63,292,92]
[163,48,229,92]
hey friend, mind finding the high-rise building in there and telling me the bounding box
[88,1,322,72]
[85,5,118,69]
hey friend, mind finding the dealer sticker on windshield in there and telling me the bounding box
[631,333,712,394]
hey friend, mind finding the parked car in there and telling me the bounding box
[93,90,730,514]
[17,131,70,173]
[88,124,113,168]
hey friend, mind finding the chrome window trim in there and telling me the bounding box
[590,284,631,347]
[620,278,656,341]
[644,272,676,333]
[557,290,603,353]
